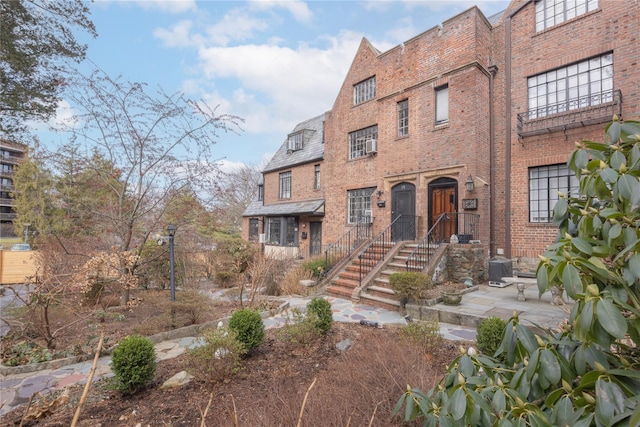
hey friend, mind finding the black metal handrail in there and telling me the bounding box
[405,212,480,272]
[324,221,372,276]
[358,214,417,286]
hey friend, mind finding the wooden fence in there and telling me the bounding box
[0,250,37,285]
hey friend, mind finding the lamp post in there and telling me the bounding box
[23,223,31,244]
[167,224,176,302]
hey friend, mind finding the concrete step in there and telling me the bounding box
[358,293,400,311]
[365,285,397,301]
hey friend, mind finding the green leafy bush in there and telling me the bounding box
[388,272,433,303]
[475,316,506,356]
[228,308,265,353]
[306,297,333,334]
[395,119,640,426]
[110,335,157,394]
[302,258,327,279]
[399,320,443,353]
[186,328,245,383]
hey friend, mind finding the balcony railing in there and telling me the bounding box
[0,197,15,207]
[517,89,622,138]
[0,154,23,165]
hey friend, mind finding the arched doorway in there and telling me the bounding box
[391,182,416,241]
[428,177,458,242]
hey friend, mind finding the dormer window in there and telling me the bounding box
[287,132,304,151]
[286,129,315,152]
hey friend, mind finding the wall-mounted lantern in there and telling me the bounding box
[465,175,475,192]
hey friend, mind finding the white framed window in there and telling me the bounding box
[348,187,375,224]
[398,99,408,137]
[435,85,449,125]
[279,171,291,199]
[529,164,579,223]
[349,125,378,160]
[287,131,304,151]
[535,0,598,32]
[353,76,376,105]
[527,53,613,119]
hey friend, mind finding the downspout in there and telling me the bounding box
[504,0,532,259]
[488,64,498,257]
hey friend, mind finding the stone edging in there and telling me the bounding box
[0,301,291,377]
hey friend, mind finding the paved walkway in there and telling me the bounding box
[0,284,570,419]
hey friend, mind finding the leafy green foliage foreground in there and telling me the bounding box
[396,119,640,426]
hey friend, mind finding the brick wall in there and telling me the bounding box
[507,0,640,258]
[323,8,495,250]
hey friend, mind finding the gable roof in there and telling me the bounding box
[262,113,326,173]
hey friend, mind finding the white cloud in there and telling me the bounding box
[204,9,269,46]
[195,30,362,135]
[249,0,313,23]
[154,20,201,48]
[133,0,196,14]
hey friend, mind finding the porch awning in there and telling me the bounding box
[243,199,325,217]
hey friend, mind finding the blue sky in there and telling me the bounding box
[50,0,510,168]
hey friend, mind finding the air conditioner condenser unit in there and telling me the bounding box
[365,139,377,154]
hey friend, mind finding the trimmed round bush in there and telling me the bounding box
[476,316,507,357]
[228,308,265,353]
[111,335,157,394]
[306,297,333,334]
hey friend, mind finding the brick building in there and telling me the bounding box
[243,0,639,270]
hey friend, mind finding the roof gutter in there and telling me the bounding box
[504,0,532,259]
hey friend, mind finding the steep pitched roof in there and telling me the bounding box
[262,113,326,173]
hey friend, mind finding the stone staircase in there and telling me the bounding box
[325,241,396,301]
[326,241,441,311]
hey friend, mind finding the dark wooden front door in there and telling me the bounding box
[429,178,457,242]
[391,182,416,241]
[309,222,322,256]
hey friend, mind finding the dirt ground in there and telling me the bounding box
[0,284,468,426]
[1,325,464,427]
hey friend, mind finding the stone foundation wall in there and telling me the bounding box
[445,244,485,283]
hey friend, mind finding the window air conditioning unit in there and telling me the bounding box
[365,138,377,154]
[258,233,267,243]
[364,209,373,223]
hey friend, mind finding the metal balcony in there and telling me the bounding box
[517,90,622,138]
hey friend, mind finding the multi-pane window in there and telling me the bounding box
[314,164,321,190]
[529,164,579,223]
[287,132,304,151]
[267,217,281,245]
[249,219,259,241]
[398,99,409,137]
[257,184,264,201]
[267,217,297,246]
[353,76,376,105]
[349,125,378,160]
[279,171,291,199]
[535,0,598,32]
[348,187,375,224]
[435,85,449,125]
[527,53,613,119]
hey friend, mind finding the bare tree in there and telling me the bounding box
[54,68,244,254]
[209,163,263,231]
